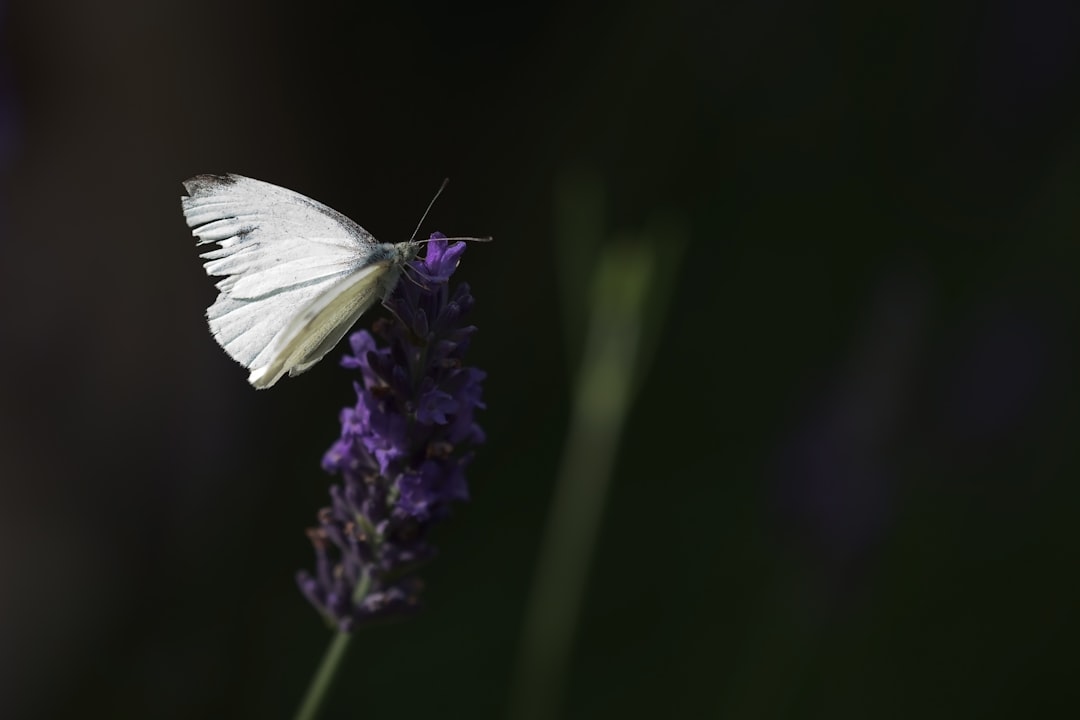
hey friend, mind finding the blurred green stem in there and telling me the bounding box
[294,572,371,720]
[509,244,654,720]
[294,632,353,720]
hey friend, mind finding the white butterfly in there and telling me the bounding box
[181,174,421,389]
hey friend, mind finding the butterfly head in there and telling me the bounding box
[400,240,421,264]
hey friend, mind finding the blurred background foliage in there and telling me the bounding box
[1,0,1079,718]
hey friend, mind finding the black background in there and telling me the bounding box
[2,0,1079,717]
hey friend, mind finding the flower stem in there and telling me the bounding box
[293,631,353,720]
[295,572,370,720]
[509,244,653,720]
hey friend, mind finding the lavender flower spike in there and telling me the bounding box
[297,233,486,632]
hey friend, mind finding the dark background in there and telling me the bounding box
[2,0,1079,717]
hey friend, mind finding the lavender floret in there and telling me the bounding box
[297,233,485,631]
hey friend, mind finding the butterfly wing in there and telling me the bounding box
[181,173,376,387]
[249,253,404,388]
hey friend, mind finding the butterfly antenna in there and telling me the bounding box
[415,235,494,243]
[410,178,450,242]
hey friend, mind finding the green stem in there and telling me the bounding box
[294,572,372,720]
[508,244,654,720]
[293,631,353,720]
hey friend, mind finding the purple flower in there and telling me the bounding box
[297,233,485,631]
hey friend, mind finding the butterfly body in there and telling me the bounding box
[181,174,420,388]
